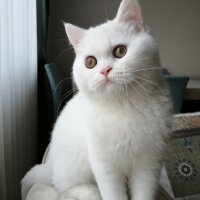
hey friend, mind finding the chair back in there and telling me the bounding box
[163,69,189,113]
[44,63,67,120]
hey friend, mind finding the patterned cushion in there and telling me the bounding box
[165,113,200,199]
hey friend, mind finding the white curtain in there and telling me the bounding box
[0,0,38,199]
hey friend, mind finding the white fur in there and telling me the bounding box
[25,184,101,200]
[21,0,172,200]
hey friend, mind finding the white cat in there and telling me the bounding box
[21,0,172,200]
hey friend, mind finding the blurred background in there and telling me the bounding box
[48,0,200,79]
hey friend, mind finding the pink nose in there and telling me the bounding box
[100,67,113,77]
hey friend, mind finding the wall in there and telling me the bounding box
[47,0,200,79]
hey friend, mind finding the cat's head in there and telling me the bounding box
[65,0,160,100]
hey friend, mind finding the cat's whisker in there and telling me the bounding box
[132,76,166,96]
[57,88,77,116]
[52,47,74,61]
[115,69,132,74]
[131,79,148,96]
[115,75,120,96]
[102,6,108,21]
[122,65,129,103]
[115,71,133,81]
[58,87,77,103]
[116,67,163,75]
[129,78,150,103]
[131,67,163,74]
[123,80,129,103]
[128,81,148,106]
[54,75,73,95]
[59,88,77,104]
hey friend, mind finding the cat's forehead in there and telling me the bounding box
[78,21,135,55]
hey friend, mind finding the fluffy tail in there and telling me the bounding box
[21,163,52,200]
[25,183,101,200]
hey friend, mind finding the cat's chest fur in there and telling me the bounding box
[82,94,163,167]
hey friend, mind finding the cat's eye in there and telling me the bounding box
[85,56,97,68]
[113,45,127,58]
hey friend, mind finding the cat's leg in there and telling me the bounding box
[130,154,161,200]
[52,144,92,193]
[51,144,80,192]
[91,160,128,200]
[52,152,73,192]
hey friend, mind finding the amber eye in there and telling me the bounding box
[85,56,97,69]
[113,45,127,58]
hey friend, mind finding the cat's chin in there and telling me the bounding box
[88,82,127,100]
[79,77,131,100]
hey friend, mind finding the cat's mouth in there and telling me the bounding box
[104,77,115,85]
[106,78,112,84]
[103,75,126,87]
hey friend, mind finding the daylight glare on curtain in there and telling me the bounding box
[0,0,38,199]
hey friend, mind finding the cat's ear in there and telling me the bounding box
[64,23,86,49]
[115,0,144,31]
